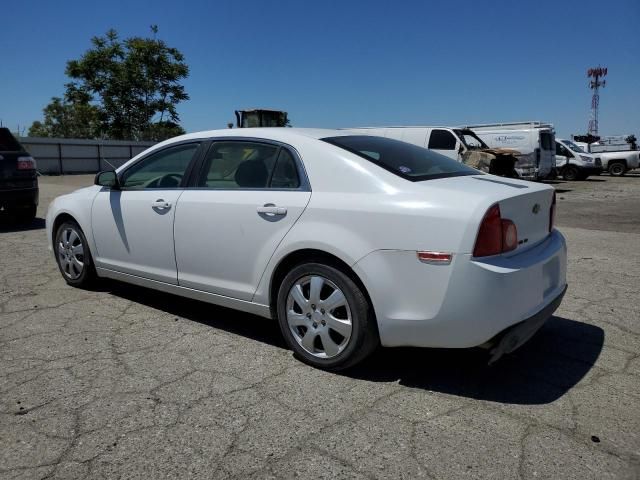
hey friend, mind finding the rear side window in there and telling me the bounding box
[270,149,300,188]
[322,135,478,181]
[0,128,23,151]
[428,129,457,150]
[540,132,554,150]
[198,141,300,189]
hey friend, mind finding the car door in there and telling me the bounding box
[427,129,460,160]
[555,142,571,169]
[91,142,202,284]
[174,140,311,301]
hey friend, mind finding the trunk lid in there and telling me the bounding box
[418,175,555,255]
[496,186,553,253]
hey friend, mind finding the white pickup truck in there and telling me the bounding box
[574,142,639,176]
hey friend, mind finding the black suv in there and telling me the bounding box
[0,128,38,222]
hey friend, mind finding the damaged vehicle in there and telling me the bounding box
[463,122,556,180]
[344,126,520,178]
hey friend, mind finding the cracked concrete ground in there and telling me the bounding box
[1,173,639,479]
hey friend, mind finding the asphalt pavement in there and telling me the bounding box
[1,173,639,479]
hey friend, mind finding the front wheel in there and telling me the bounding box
[276,263,378,370]
[54,220,97,287]
[562,166,580,181]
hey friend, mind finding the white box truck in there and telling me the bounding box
[460,122,555,180]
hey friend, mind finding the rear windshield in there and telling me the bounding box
[322,135,479,181]
[0,128,23,151]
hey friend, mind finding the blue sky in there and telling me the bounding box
[2,0,638,138]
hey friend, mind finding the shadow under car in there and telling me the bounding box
[103,281,602,405]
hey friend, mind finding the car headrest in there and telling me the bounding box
[235,159,268,188]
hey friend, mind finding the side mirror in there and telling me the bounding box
[95,170,120,189]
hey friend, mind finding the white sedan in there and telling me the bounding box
[46,128,567,369]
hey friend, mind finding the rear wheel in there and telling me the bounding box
[276,263,378,370]
[54,220,96,287]
[609,162,626,176]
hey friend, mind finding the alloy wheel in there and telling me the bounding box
[286,275,352,358]
[57,227,85,280]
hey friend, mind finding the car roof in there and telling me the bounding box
[169,128,352,143]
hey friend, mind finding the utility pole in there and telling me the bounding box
[587,66,607,136]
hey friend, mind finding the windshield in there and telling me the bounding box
[453,129,488,149]
[561,139,586,153]
[322,135,480,181]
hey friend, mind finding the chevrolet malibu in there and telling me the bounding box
[46,129,567,370]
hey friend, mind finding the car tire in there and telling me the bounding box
[608,162,625,176]
[276,262,379,370]
[54,220,97,288]
[562,166,580,181]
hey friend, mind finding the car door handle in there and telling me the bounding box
[257,205,287,215]
[151,199,171,210]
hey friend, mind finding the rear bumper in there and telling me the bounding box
[0,187,39,208]
[487,284,567,363]
[354,229,567,349]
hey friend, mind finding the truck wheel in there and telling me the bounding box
[609,162,626,176]
[562,166,580,181]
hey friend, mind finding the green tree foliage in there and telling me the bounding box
[625,134,637,150]
[29,27,188,141]
[28,97,101,138]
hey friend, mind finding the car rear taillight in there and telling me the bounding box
[473,204,518,257]
[17,156,36,170]
[549,191,556,232]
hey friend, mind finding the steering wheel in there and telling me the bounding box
[156,173,183,188]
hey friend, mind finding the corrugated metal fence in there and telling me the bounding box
[18,137,157,175]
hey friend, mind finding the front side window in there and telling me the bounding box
[322,135,478,181]
[121,143,199,189]
[198,141,300,189]
[428,129,457,150]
